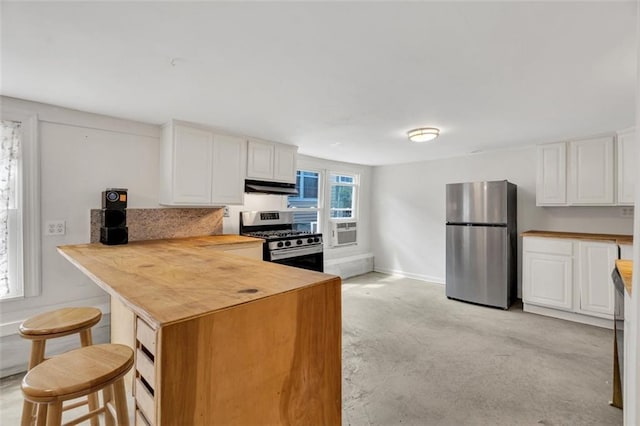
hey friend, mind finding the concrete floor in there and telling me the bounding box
[342,273,622,425]
[1,272,623,425]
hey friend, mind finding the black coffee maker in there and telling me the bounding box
[100,188,128,245]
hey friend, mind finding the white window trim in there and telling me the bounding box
[328,171,359,222]
[1,111,41,301]
[286,168,324,232]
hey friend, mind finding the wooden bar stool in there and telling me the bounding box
[21,343,133,426]
[19,307,102,426]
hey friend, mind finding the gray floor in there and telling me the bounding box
[342,273,622,426]
[1,272,622,425]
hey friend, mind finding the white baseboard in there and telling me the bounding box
[523,303,614,329]
[0,296,110,337]
[324,253,374,279]
[373,267,445,285]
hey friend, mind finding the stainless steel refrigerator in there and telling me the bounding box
[445,180,517,309]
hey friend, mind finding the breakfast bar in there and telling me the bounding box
[57,236,342,425]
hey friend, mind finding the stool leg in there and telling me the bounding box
[45,402,62,426]
[113,378,130,426]
[21,340,46,426]
[79,329,100,426]
[36,405,47,426]
[103,384,115,426]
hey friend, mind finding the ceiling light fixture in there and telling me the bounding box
[407,127,440,143]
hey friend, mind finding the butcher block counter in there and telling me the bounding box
[521,230,633,245]
[57,235,342,426]
[615,259,633,295]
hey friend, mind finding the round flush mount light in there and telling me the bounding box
[407,127,440,143]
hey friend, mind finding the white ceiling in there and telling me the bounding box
[1,1,637,166]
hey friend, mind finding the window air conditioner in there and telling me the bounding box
[331,221,357,246]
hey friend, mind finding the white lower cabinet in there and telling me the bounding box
[523,251,573,311]
[523,237,616,327]
[576,241,617,318]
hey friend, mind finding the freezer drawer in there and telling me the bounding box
[446,224,510,308]
[446,181,514,224]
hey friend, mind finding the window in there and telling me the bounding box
[0,113,40,301]
[1,121,23,299]
[287,170,321,232]
[329,173,357,219]
[288,168,359,240]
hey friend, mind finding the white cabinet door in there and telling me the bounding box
[523,251,573,311]
[160,121,246,206]
[247,139,275,180]
[171,124,214,204]
[567,136,614,205]
[211,135,246,205]
[273,144,297,183]
[617,129,636,205]
[576,241,616,318]
[536,143,567,205]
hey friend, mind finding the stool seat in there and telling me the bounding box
[22,344,134,403]
[19,307,102,339]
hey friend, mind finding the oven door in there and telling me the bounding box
[269,246,324,272]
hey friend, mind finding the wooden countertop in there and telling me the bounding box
[58,235,336,328]
[522,230,633,245]
[615,260,633,295]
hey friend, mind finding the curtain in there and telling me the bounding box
[0,120,21,297]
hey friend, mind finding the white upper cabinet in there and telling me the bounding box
[246,139,275,180]
[536,143,566,205]
[567,136,614,205]
[536,135,622,206]
[273,144,298,183]
[617,129,636,205]
[211,134,247,205]
[160,120,246,206]
[247,139,297,184]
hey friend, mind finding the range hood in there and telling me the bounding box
[244,179,298,196]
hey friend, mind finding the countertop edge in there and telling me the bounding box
[615,259,633,296]
[521,230,633,245]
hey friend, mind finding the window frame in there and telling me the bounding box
[328,172,358,221]
[0,111,41,301]
[286,168,324,233]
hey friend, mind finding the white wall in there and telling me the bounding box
[371,145,634,291]
[0,97,162,375]
[625,3,639,421]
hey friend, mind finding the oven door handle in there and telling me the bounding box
[270,245,323,261]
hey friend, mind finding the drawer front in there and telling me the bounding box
[136,348,155,390]
[523,237,573,256]
[135,377,155,425]
[136,318,156,356]
[136,409,151,426]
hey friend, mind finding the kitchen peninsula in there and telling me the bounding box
[58,236,342,425]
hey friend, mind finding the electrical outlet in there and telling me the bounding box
[621,207,634,218]
[45,220,66,236]
[223,206,230,218]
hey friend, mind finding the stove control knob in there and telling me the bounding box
[277,242,284,248]
[314,237,320,243]
[297,239,303,245]
[307,238,313,243]
[285,241,291,247]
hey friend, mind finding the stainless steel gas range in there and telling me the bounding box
[239,211,324,272]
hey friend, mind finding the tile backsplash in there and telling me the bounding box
[90,208,224,243]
